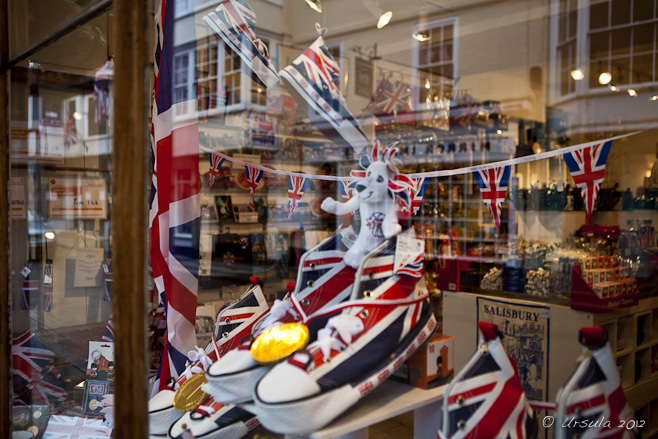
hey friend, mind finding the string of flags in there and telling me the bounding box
[199,128,650,231]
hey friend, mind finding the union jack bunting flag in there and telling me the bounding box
[473,165,511,233]
[563,141,612,223]
[287,175,309,218]
[64,116,80,148]
[245,165,264,210]
[103,258,112,302]
[438,322,537,439]
[411,177,429,215]
[21,263,38,310]
[102,320,115,342]
[555,327,636,439]
[12,330,55,394]
[43,263,53,312]
[363,74,416,125]
[208,153,225,189]
[150,0,201,394]
[450,90,479,133]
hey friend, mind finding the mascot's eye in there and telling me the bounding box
[376,176,384,183]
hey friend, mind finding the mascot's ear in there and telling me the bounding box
[359,156,371,169]
[347,180,359,190]
[387,188,395,199]
[397,190,410,206]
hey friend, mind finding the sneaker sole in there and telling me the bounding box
[149,405,183,436]
[168,413,257,439]
[203,365,270,404]
[279,66,368,154]
[253,311,437,434]
[203,11,278,89]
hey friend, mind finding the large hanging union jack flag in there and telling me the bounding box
[363,74,416,124]
[563,141,612,223]
[411,177,429,215]
[150,0,201,394]
[287,175,309,218]
[245,165,264,210]
[473,165,511,233]
[208,153,225,189]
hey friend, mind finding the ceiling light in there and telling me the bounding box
[44,231,55,240]
[73,112,82,120]
[570,69,584,80]
[305,0,322,13]
[377,10,392,29]
[628,89,637,97]
[598,71,612,85]
[609,84,618,92]
[424,79,431,89]
[413,31,430,42]
[650,95,658,101]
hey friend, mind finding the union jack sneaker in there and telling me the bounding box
[279,26,369,154]
[203,227,358,404]
[437,322,537,439]
[253,230,437,434]
[554,327,637,439]
[148,277,269,437]
[203,0,279,89]
[168,397,258,439]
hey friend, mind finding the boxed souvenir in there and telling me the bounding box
[393,335,454,389]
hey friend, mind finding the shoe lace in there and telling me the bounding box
[315,314,364,361]
[180,346,213,381]
[257,299,297,333]
[255,38,269,58]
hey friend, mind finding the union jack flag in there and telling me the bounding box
[363,74,416,125]
[450,90,479,133]
[12,330,55,391]
[297,39,341,103]
[21,263,38,310]
[438,322,537,439]
[555,327,636,439]
[338,178,353,202]
[102,320,115,342]
[245,165,264,210]
[150,0,201,394]
[411,177,429,215]
[563,141,612,223]
[287,175,309,218]
[103,258,112,302]
[64,116,80,148]
[44,414,112,438]
[395,253,424,278]
[473,165,511,233]
[43,263,53,312]
[30,365,68,406]
[208,153,225,189]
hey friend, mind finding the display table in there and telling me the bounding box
[242,380,446,439]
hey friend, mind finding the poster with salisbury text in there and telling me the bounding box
[476,297,550,402]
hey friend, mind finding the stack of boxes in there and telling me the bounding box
[581,256,638,299]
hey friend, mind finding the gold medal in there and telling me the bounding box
[251,322,310,364]
[32,410,42,419]
[173,372,209,412]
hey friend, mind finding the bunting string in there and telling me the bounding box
[199,128,650,182]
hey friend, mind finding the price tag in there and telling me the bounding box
[44,274,53,284]
[21,266,31,278]
[394,233,424,275]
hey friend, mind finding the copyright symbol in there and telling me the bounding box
[543,416,555,428]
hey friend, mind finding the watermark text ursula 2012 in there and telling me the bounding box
[542,416,644,430]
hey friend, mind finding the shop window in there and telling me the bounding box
[414,17,457,104]
[173,50,194,115]
[556,0,579,97]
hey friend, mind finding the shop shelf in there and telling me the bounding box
[618,316,635,354]
[637,348,652,384]
[617,353,635,388]
[638,312,653,348]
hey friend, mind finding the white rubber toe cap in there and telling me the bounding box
[256,363,320,403]
[148,389,175,412]
[208,349,256,377]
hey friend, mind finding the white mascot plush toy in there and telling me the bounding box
[321,141,414,268]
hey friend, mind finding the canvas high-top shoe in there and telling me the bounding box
[148,277,268,437]
[167,396,258,439]
[253,230,436,434]
[437,322,538,439]
[203,0,279,89]
[555,327,637,439]
[279,25,369,154]
[203,227,358,404]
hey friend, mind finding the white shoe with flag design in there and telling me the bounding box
[203,227,359,404]
[437,322,537,439]
[253,231,436,434]
[554,327,637,439]
[148,277,269,437]
[279,25,369,154]
[167,397,258,439]
[203,0,279,89]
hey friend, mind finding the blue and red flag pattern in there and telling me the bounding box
[150,0,201,394]
[245,165,264,210]
[363,74,416,125]
[287,175,309,218]
[208,153,225,189]
[473,165,511,233]
[43,264,53,312]
[411,177,429,215]
[563,141,612,223]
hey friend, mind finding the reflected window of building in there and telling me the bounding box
[414,18,457,104]
[557,0,578,97]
